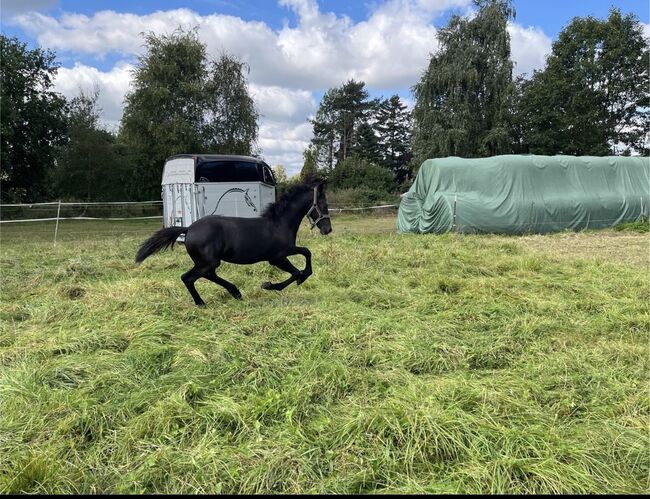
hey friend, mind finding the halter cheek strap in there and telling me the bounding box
[306,186,330,230]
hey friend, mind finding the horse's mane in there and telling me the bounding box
[262,176,324,220]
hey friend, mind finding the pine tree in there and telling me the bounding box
[309,80,376,170]
[376,95,412,183]
[351,121,382,166]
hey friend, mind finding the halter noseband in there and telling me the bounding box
[306,186,330,230]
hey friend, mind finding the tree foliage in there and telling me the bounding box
[119,29,206,200]
[300,146,319,181]
[0,35,68,202]
[327,155,394,193]
[202,54,259,155]
[309,80,377,171]
[52,88,130,201]
[517,9,649,155]
[271,164,288,184]
[119,29,258,200]
[375,95,412,183]
[309,82,412,192]
[411,0,515,163]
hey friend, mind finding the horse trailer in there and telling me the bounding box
[162,154,277,235]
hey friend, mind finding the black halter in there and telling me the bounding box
[306,186,330,230]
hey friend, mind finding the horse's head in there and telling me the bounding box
[243,189,258,212]
[306,178,332,235]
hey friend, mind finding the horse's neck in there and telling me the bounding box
[280,194,311,236]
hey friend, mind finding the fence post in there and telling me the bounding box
[53,199,62,245]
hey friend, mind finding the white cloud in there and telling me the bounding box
[11,1,470,89]
[14,0,554,172]
[53,62,134,130]
[258,122,313,175]
[508,23,552,77]
[642,22,650,40]
[250,84,315,124]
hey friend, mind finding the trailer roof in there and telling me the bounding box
[166,154,266,163]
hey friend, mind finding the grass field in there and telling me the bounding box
[1,215,648,494]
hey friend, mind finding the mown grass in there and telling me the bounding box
[1,216,648,494]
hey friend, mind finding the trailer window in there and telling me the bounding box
[262,164,276,186]
[196,161,261,182]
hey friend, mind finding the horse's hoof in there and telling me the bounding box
[196,302,207,307]
[261,282,273,290]
[232,291,242,300]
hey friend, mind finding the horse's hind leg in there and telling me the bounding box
[204,264,242,300]
[181,265,208,306]
[262,257,301,291]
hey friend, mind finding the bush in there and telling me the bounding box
[326,188,399,207]
[328,156,394,193]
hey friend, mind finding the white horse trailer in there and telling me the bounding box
[162,154,276,235]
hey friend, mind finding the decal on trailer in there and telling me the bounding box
[211,188,258,215]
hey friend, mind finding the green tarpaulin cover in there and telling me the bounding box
[397,155,650,234]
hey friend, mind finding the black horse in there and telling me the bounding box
[135,177,332,306]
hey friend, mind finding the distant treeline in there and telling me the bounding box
[1,1,647,204]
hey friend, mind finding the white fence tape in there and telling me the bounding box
[0,216,163,223]
[0,201,162,207]
[329,204,398,213]
[0,201,398,224]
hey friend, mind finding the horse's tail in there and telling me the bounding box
[135,227,188,264]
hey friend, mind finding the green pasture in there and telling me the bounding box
[0,215,648,493]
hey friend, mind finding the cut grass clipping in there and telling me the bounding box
[1,216,648,494]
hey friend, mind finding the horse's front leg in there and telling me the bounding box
[262,257,301,291]
[291,246,312,285]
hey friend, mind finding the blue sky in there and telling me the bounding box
[2,0,648,173]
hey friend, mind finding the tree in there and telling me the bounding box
[300,145,319,180]
[119,28,259,200]
[119,28,206,200]
[271,164,288,184]
[517,9,649,155]
[411,0,515,163]
[375,95,412,183]
[202,54,259,155]
[351,121,382,165]
[0,35,68,202]
[52,88,125,201]
[309,80,377,170]
[505,75,529,154]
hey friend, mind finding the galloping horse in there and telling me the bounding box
[135,177,332,306]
